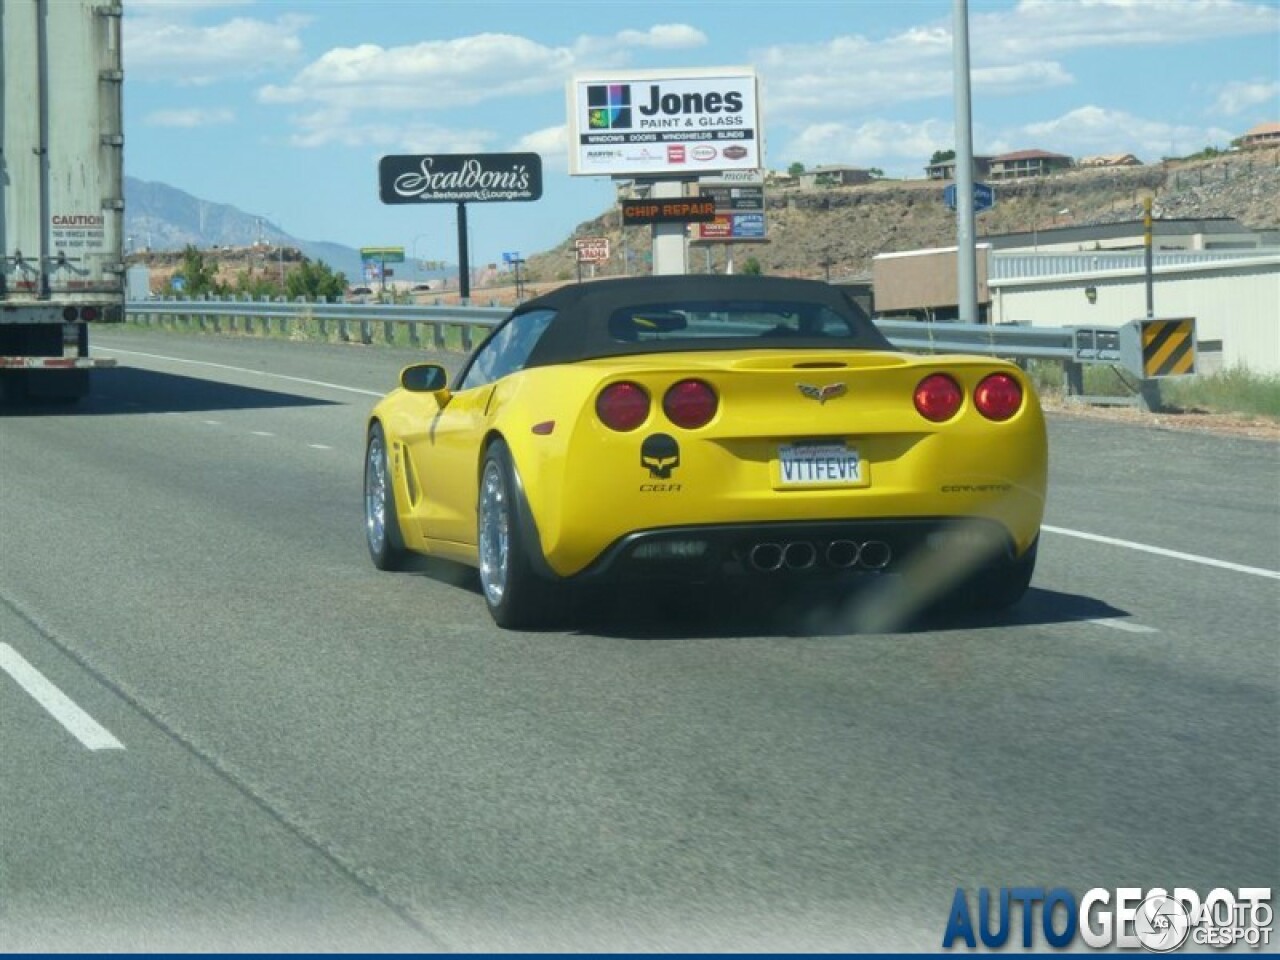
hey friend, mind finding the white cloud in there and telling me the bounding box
[1212,79,1280,116]
[260,34,574,112]
[125,14,308,81]
[283,111,499,152]
[259,23,707,148]
[615,24,707,50]
[512,125,568,157]
[143,107,235,128]
[757,0,1275,122]
[127,0,251,9]
[983,0,1280,57]
[1019,105,1235,157]
[782,118,956,174]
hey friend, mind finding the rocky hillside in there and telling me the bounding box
[523,150,1280,284]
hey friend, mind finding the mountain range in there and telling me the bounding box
[124,177,416,281]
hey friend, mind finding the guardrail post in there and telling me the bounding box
[1064,360,1084,397]
[1137,379,1163,413]
[460,325,473,351]
[408,320,421,347]
[432,323,445,349]
[360,318,373,345]
[383,320,395,344]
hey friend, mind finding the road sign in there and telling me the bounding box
[943,181,995,213]
[502,251,522,264]
[575,237,610,263]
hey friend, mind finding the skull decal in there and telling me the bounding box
[640,433,680,479]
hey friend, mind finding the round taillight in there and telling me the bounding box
[596,381,650,431]
[81,306,100,322]
[974,372,1023,421]
[663,379,718,429]
[914,373,964,422]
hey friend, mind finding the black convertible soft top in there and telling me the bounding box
[508,274,892,368]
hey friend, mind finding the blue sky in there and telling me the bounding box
[123,0,1280,266]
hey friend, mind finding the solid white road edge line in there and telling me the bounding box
[95,346,385,398]
[1043,524,1280,580]
[0,643,124,751]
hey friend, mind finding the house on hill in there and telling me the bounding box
[1236,121,1280,149]
[798,165,875,188]
[1078,153,1142,168]
[925,155,994,180]
[987,149,1074,180]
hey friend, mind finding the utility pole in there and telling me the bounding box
[953,0,978,324]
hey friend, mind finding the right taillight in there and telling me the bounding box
[974,373,1023,421]
[596,381,650,431]
[914,373,964,422]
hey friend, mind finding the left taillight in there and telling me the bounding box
[596,381,650,431]
[914,373,964,422]
[663,379,718,429]
[974,373,1023,421]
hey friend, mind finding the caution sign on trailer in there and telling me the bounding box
[1120,317,1196,379]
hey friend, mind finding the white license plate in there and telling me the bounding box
[776,442,867,487]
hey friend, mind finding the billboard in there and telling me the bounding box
[378,153,543,204]
[567,68,761,177]
[360,247,405,263]
[691,180,767,242]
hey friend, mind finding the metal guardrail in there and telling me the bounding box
[126,296,1081,361]
[126,295,506,351]
[125,296,1165,405]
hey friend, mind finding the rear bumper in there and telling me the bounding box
[569,516,1019,583]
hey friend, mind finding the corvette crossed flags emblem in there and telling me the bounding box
[796,382,848,404]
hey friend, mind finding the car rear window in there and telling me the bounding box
[608,299,869,344]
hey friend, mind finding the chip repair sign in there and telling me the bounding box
[567,67,762,177]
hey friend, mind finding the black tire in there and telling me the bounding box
[364,422,409,570]
[957,535,1039,611]
[477,439,563,629]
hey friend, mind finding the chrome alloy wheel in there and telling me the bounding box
[365,432,389,556]
[478,459,510,606]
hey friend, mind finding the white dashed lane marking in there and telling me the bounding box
[0,643,124,751]
[1087,618,1160,635]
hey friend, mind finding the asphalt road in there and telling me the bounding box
[1,327,1276,951]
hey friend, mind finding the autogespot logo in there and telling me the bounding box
[587,84,631,129]
[941,887,1273,951]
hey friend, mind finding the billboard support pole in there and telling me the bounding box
[456,202,470,304]
[650,181,688,276]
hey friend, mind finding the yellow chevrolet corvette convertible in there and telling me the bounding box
[365,275,1047,628]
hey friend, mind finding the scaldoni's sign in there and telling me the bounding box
[378,153,543,204]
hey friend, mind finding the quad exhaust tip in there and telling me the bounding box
[747,539,893,572]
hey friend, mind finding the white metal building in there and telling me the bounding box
[988,250,1280,374]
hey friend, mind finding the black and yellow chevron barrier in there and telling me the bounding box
[1120,318,1197,379]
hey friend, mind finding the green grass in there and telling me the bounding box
[1160,367,1280,419]
[1028,360,1280,419]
